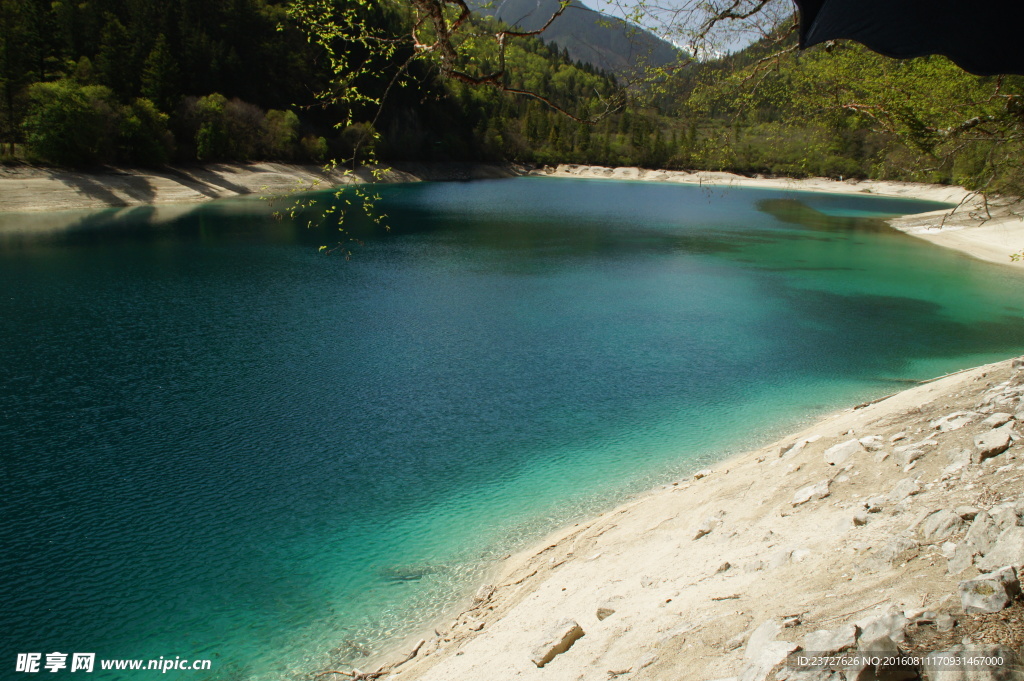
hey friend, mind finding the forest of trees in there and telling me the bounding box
[0,0,653,166]
[2,0,1023,196]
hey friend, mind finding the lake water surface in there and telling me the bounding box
[3,178,1024,680]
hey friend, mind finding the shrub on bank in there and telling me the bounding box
[22,80,173,166]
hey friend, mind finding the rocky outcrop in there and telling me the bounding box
[958,566,1021,614]
[529,618,584,667]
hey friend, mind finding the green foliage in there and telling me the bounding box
[22,79,172,165]
[22,80,114,165]
[191,93,232,161]
[96,13,133,98]
[6,0,1024,206]
[300,134,329,163]
[0,0,329,163]
[141,34,179,112]
[119,97,173,165]
[680,40,1024,192]
[264,109,300,160]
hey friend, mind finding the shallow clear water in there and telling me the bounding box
[2,177,1023,680]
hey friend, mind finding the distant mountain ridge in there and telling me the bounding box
[468,0,683,77]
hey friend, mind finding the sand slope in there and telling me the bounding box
[367,358,1024,681]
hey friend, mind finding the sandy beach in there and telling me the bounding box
[367,357,1024,681]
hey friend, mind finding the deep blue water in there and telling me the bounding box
[2,177,1024,680]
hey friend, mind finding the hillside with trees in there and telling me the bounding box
[2,0,1023,198]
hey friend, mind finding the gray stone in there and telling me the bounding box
[965,511,1000,555]
[866,496,887,513]
[780,441,809,459]
[855,612,908,645]
[948,448,973,466]
[529,618,585,667]
[920,510,966,544]
[824,439,865,466]
[931,411,979,432]
[886,479,922,504]
[959,566,1021,614]
[923,644,1023,681]
[803,625,857,654]
[935,613,956,633]
[849,635,917,681]
[990,504,1021,532]
[981,413,1014,428]
[745,620,782,661]
[905,610,938,625]
[976,526,1024,572]
[694,515,723,540]
[948,543,978,575]
[974,428,1012,463]
[894,445,927,468]
[867,538,919,571]
[859,436,884,451]
[739,641,800,681]
[956,506,981,521]
[793,479,831,507]
[741,623,800,681]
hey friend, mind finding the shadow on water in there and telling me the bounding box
[757,197,901,234]
[0,198,294,250]
[772,285,1024,379]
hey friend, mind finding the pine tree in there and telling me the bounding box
[141,34,179,111]
[96,13,134,98]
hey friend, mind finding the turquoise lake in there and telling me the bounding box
[3,177,1024,680]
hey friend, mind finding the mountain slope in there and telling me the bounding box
[468,0,683,77]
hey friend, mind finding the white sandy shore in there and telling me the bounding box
[538,164,1024,270]
[365,358,1024,681]
[2,161,1023,267]
[0,162,526,213]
